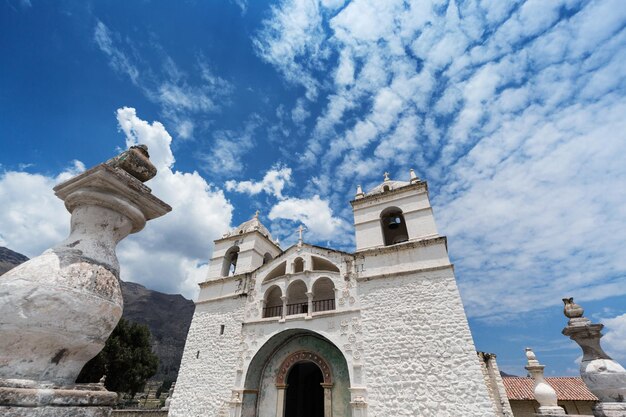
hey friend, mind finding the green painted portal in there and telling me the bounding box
[285,362,324,417]
[242,329,351,417]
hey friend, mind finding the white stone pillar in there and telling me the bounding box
[306,291,314,318]
[525,348,565,415]
[321,383,333,417]
[280,295,288,320]
[276,384,287,417]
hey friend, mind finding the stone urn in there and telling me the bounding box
[0,145,171,391]
[563,297,584,319]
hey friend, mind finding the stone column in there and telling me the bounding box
[321,383,333,417]
[524,348,565,415]
[275,384,287,417]
[0,145,171,417]
[306,291,314,318]
[561,298,626,417]
[280,295,288,320]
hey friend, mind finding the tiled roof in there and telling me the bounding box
[503,377,598,401]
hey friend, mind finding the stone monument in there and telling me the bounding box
[562,298,626,417]
[0,145,171,416]
[524,347,566,415]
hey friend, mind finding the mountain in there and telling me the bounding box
[0,246,29,275]
[120,280,194,381]
[0,246,195,382]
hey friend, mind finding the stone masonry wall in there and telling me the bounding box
[357,268,496,417]
[168,297,244,417]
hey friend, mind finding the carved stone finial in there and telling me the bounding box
[254,210,260,219]
[383,172,390,181]
[105,144,157,182]
[562,297,584,318]
[525,347,537,363]
[525,348,565,415]
[355,185,364,198]
[409,168,419,183]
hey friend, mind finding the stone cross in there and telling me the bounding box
[297,225,306,246]
[383,172,390,181]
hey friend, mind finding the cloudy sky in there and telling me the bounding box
[1,0,625,376]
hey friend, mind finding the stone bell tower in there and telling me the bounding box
[349,170,497,417]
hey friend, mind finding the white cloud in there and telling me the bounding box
[201,115,262,175]
[225,165,292,199]
[115,108,233,299]
[0,161,84,257]
[0,108,232,300]
[268,195,350,243]
[255,0,626,321]
[603,313,626,363]
[93,22,232,141]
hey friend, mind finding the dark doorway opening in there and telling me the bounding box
[285,362,324,417]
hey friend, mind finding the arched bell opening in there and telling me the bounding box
[263,252,273,265]
[221,246,240,277]
[380,206,409,246]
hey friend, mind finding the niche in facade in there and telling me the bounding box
[265,261,287,282]
[380,206,409,246]
[293,257,304,273]
[311,256,340,273]
[221,246,240,277]
[263,252,273,265]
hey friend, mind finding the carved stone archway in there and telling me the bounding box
[275,351,333,417]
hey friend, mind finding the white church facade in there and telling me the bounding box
[169,172,497,417]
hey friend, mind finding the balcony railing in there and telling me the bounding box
[263,305,283,318]
[313,298,335,312]
[286,302,308,316]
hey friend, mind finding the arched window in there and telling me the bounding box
[263,252,273,265]
[380,207,409,246]
[263,286,283,318]
[286,280,308,315]
[312,277,335,312]
[293,257,304,273]
[221,246,240,277]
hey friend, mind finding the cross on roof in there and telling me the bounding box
[297,224,306,245]
[383,172,390,181]
[254,210,260,218]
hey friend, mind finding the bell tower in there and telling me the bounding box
[351,169,439,251]
[206,212,281,281]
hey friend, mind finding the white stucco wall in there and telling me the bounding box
[357,267,497,417]
[168,297,245,417]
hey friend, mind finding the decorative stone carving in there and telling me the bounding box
[563,297,584,319]
[524,348,565,415]
[562,298,626,417]
[0,146,171,416]
[276,351,332,385]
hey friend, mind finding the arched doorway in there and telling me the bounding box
[285,362,323,417]
[242,330,351,417]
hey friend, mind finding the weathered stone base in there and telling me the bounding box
[0,405,112,417]
[537,405,567,415]
[593,402,626,417]
[0,380,116,417]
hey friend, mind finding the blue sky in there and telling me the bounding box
[1,0,625,376]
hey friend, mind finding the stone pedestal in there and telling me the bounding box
[561,299,626,417]
[0,146,170,416]
[524,348,566,416]
[592,402,626,417]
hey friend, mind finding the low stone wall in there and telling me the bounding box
[112,410,168,417]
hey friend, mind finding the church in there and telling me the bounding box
[169,171,497,417]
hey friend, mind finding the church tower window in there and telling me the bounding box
[221,246,240,277]
[380,206,409,246]
[312,277,335,312]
